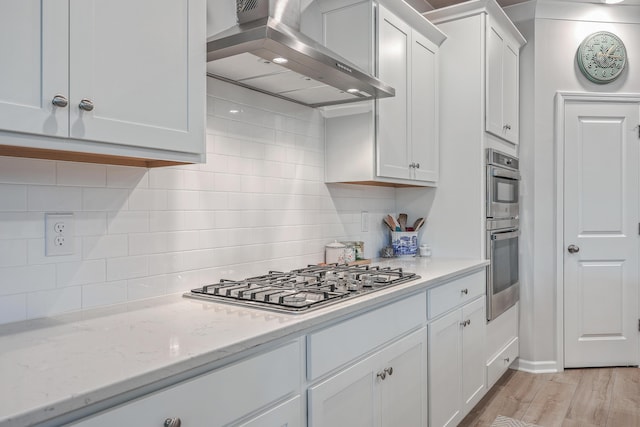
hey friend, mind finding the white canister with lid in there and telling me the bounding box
[325,240,346,264]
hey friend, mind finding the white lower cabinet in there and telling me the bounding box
[429,281,486,427]
[69,340,302,427]
[308,328,428,427]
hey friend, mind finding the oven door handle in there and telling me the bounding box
[491,229,520,241]
[491,167,521,180]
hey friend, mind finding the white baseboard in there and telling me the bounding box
[514,358,559,374]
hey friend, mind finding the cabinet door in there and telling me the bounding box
[486,24,504,140]
[0,0,68,137]
[461,297,486,413]
[379,328,427,427]
[377,6,410,180]
[308,354,376,427]
[239,396,302,427]
[429,309,462,427]
[502,42,519,144]
[69,0,204,153]
[410,31,438,183]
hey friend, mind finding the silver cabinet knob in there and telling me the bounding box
[415,163,420,169]
[377,371,387,380]
[78,98,94,112]
[504,357,510,363]
[52,95,68,108]
[164,418,181,427]
[503,124,512,130]
[461,288,468,295]
[460,319,470,327]
[567,244,580,254]
[386,367,393,376]
[409,162,415,168]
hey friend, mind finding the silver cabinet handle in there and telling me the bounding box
[567,244,580,254]
[78,98,94,112]
[461,288,468,295]
[52,95,68,108]
[164,418,181,427]
[377,370,387,380]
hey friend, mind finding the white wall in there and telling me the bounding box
[0,78,396,325]
[507,0,640,367]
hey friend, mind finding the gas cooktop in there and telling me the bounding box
[184,264,420,313]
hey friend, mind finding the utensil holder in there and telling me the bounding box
[391,231,418,256]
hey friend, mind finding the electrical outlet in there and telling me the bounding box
[45,213,75,256]
[361,211,369,232]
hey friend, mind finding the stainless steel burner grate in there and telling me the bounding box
[184,264,420,313]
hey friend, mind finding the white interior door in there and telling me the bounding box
[564,100,639,368]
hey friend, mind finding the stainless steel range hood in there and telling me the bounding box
[206,0,395,108]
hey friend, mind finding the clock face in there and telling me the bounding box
[577,31,627,84]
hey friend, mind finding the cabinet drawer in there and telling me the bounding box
[486,337,518,388]
[71,340,301,427]
[307,293,426,380]
[428,270,485,319]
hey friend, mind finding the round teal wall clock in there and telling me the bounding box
[576,31,627,84]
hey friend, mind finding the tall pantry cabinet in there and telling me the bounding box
[302,0,446,187]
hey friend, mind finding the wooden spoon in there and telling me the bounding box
[413,217,425,231]
[383,216,395,231]
[398,213,408,231]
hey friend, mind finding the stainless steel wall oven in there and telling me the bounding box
[486,149,520,322]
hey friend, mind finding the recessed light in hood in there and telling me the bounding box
[206,0,395,108]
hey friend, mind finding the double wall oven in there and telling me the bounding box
[486,149,520,322]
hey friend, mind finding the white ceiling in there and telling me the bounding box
[405,0,640,13]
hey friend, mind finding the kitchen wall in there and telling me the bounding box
[0,78,396,325]
[506,0,640,370]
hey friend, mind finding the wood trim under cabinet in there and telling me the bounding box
[0,145,190,168]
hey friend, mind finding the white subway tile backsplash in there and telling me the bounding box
[27,237,82,265]
[0,78,397,324]
[82,281,127,308]
[0,264,56,296]
[107,211,149,234]
[106,165,148,189]
[0,156,56,185]
[129,188,168,211]
[56,162,107,187]
[83,235,128,260]
[28,186,82,211]
[107,255,149,281]
[0,184,27,211]
[83,188,129,211]
[0,294,27,324]
[167,190,201,211]
[27,287,81,319]
[57,260,106,287]
[0,239,27,267]
[128,275,168,300]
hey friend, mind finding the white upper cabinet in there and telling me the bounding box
[486,19,520,144]
[0,0,206,166]
[305,0,445,187]
[425,0,525,148]
[0,0,69,138]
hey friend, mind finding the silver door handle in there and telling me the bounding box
[78,99,94,111]
[52,95,68,108]
[567,244,580,254]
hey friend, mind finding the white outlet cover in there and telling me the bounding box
[45,213,75,256]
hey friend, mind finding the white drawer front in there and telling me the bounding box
[486,337,519,388]
[71,340,301,427]
[428,270,485,319]
[307,293,426,380]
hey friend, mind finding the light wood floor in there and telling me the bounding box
[459,367,640,427]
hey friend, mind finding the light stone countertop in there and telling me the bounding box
[0,257,488,427]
